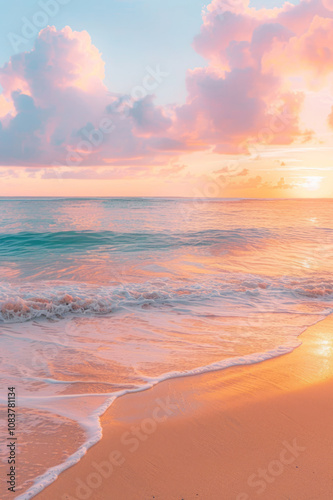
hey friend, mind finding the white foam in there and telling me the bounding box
[2,275,333,324]
[16,338,301,500]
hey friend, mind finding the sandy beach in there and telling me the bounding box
[33,314,333,500]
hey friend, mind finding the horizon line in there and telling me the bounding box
[0,196,332,201]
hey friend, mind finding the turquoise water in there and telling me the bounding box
[0,197,333,497]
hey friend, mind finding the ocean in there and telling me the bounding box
[0,197,333,498]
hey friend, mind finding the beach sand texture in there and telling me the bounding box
[35,314,333,500]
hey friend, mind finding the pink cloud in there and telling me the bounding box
[0,26,177,167]
[174,0,331,154]
[1,1,333,169]
[263,15,333,82]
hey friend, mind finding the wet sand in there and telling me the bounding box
[35,315,333,500]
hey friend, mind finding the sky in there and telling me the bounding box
[1,0,333,198]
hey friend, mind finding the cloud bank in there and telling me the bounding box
[0,26,175,167]
[175,0,333,154]
[0,0,333,170]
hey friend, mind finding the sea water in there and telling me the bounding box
[0,197,332,498]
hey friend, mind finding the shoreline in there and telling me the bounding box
[32,314,333,499]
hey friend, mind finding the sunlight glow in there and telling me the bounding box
[300,176,323,191]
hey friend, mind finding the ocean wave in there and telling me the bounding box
[0,280,200,322]
[1,275,333,323]
[287,279,333,299]
[0,228,269,257]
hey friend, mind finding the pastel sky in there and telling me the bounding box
[1,0,333,198]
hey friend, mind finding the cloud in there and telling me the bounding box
[40,166,149,180]
[214,165,249,176]
[0,26,177,167]
[213,171,296,195]
[328,105,333,128]
[272,176,295,189]
[263,15,333,85]
[238,168,249,176]
[129,95,172,134]
[1,1,333,171]
[173,0,333,154]
[157,163,187,176]
[0,161,188,181]
[0,168,21,178]
[231,174,265,188]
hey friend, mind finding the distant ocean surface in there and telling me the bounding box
[1,197,333,498]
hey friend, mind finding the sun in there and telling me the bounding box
[300,176,323,191]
